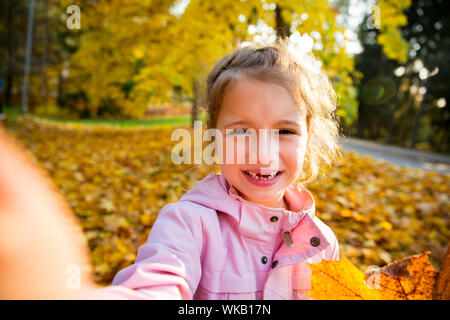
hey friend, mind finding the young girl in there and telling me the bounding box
[83,38,342,300]
[0,37,340,300]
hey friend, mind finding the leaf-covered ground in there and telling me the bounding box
[4,117,450,285]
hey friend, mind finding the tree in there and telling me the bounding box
[63,0,175,118]
[355,0,449,152]
[0,0,83,112]
[43,0,414,125]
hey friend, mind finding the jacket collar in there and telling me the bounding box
[218,173,316,226]
[219,174,330,265]
[180,173,329,262]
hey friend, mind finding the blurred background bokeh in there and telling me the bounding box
[0,0,448,285]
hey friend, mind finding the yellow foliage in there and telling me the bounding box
[307,256,381,300]
[377,0,412,63]
[5,117,448,286]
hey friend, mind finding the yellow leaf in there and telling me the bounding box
[139,213,156,227]
[435,245,450,300]
[340,208,353,218]
[307,256,381,300]
[379,221,393,231]
[115,238,130,255]
[364,251,438,300]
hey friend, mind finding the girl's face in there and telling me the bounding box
[216,76,308,209]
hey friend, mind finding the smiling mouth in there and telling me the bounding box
[242,170,282,180]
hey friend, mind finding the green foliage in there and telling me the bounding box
[354,0,449,153]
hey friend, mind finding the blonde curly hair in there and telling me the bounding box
[203,37,341,184]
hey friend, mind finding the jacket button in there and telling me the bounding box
[270,216,278,222]
[271,260,278,268]
[261,256,268,264]
[310,236,321,247]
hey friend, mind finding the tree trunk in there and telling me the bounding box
[40,0,50,106]
[396,78,416,146]
[356,103,365,138]
[410,79,428,148]
[275,4,291,39]
[386,83,411,145]
[5,0,15,107]
[56,72,64,108]
[385,107,396,144]
[190,80,199,128]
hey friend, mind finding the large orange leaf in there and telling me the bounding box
[307,249,448,300]
[365,251,437,300]
[434,245,450,300]
[307,256,381,300]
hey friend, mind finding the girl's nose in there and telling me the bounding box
[257,131,279,166]
[257,147,272,165]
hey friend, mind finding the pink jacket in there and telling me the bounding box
[84,173,340,299]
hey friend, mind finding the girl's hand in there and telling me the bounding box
[0,126,98,299]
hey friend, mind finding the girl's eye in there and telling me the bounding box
[278,129,296,135]
[231,128,248,135]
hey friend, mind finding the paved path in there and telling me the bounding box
[339,136,450,174]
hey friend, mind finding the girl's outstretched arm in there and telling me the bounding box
[0,126,202,300]
[0,126,95,299]
[84,201,204,300]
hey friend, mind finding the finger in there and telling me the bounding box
[0,126,94,299]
